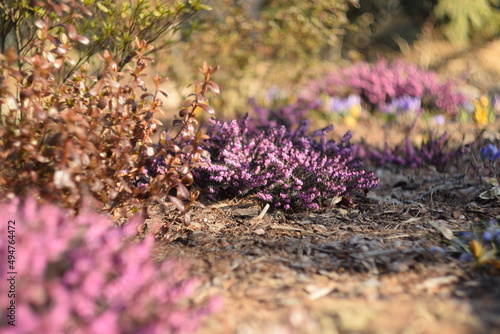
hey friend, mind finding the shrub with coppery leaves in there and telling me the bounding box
[0,196,221,334]
[0,0,210,79]
[0,1,219,218]
[194,116,379,211]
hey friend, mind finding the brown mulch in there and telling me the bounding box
[148,163,500,334]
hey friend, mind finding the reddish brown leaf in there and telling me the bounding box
[168,196,185,212]
[198,103,214,114]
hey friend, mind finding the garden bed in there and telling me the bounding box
[151,123,500,334]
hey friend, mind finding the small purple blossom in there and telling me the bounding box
[380,95,421,115]
[480,143,500,161]
[325,94,361,113]
[483,231,493,243]
[429,246,445,254]
[491,94,500,113]
[459,253,474,263]
[457,231,474,242]
[432,114,446,126]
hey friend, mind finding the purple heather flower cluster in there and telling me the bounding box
[358,133,470,170]
[380,95,422,115]
[194,116,379,211]
[0,197,220,334]
[480,143,500,161]
[310,58,467,115]
[248,97,320,131]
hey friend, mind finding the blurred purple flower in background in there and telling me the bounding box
[326,94,361,113]
[265,85,284,104]
[380,95,421,115]
[491,94,500,113]
[432,114,446,126]
[462,101,475,113]
[313,58,468,115]
[480,143,500,161]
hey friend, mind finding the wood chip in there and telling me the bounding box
[269,224,304,232]
[233,207,260,216]
[254,228,266,235]
[257,203,270,219]
[427,220,454,240]
[417,275,458,290]
[305,284,337,300]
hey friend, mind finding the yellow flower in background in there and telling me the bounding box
[474,95,489,126]
[480,95,489,107]
[421,133,429,145]
[349,104,362,119]
[344,115,357,127]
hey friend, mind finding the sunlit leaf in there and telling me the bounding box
[97,2,109,13]
[198,103,214,114]
[168,196,185,211]
[479,190,493,200]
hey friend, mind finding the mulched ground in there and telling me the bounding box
[147,163,500,333]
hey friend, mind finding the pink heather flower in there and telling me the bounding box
[315,58,467,115]
[0,197,219,334]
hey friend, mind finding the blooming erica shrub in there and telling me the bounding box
[0,197,220,334]
[194,116,379,211]
[247,97,320,131]
[311,58,467,115]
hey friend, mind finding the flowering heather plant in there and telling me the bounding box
[312,58,467,115]
[0,2,219,217]
[247,97,320,132]
[359,132,470,171]
[0,197,220,334]
[194,116,379,211]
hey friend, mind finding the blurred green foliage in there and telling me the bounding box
[347,0,500,50]
[434,0,500,45]
[169,0,357,116]
[187,0,354,68]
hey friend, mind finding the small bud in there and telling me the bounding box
[182,173,194,186]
